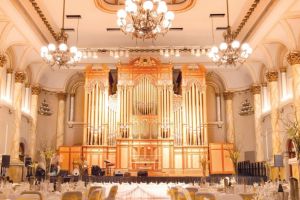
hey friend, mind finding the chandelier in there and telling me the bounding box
[116,0,175,40]
[38,99,52,116]
[239,99,254,116]
[207,0,252,66]
[40,0,82,67]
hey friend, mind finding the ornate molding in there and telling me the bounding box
[266,71,278,82]
[14,72,26,83]
[223,91,233,100]
[261,82,267,87]
[287,51,300,65]
[31,85,41,95]
[251,85,261,94]
[57,92,67,100]
[279,67,287,73]
[7,68,13,74]
[0,53,7,68]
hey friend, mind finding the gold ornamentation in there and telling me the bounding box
[287,51,300,65]
[251,85,261,94]
[261,82,267,87]
[31,85,41,95]
[57,92,67,100]
[266,71,278,82]
[0,53,7,67]
[133,57,156,67]
[7,68,13,74]
[279,67,287,73]
[14,72,26,83]
[223,91,233,100]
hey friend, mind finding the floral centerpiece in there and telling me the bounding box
[39,147,55,176]
[227,146,240,175]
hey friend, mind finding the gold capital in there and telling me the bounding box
[266,71,278,82]
[287,50,300,65]
[223,91,233,100]
[31,85,41,95]
[14,72,26,83]
[7,68,13,74]
[251,85,261,94]
[57,92,67,100]
[0,53,7,67]
[279,67,287,73]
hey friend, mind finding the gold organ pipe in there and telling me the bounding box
[99,89,103,145]
[87,92,91,144]
[157,86,161,138]
[120,87,124,136]
[95,83,99,145]
[192,84,196,145]
[170,87,174,139]
[188,88,192,145]
[104,89,109,145]
[91,85,95,144]
[202,91,208,145]
[181,88,186,145]
[83,86,88,145]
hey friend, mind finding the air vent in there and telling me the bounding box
[66,15,82,19]
[209,13,225,18]
[62,28,75,32]
[216,27,228,30]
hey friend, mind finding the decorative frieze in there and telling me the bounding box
[14,72,26,83]
[287,50,300,65]
[251,85,261,94]
[223,91,233,100]
[266,71,278,82]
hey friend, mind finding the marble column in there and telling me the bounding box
[251,85,264,161]
[29,85,41,159]
[266,71,281,155]
[279,67,287,98]
[69,93,75,122]
[287,51,300,120]
[10,71,26,161]
[223,91,235,144]
[56,93,66,149]
[5,68,13,100]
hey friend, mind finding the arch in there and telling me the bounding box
[279,19,297,50]
[65,72,85,93]
[257,44,274,69]
[206,71,226,94]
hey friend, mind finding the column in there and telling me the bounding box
[10,71,26,161]
[23,83,31,112]
[261,83,269,111]
[223,91,235,144]
[216,93,221,122]
[5,68,13,100]
[69,93,75,122]
[279,67,287,98]
[251,85,264,161]
[0,53,7,95]
[287,51,300,120]
[266,71,281,155]
[56,93,66,148]
[29,85,41,159]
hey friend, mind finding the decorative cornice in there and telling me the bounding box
[0,53,7,68]
[287,51,300,66]
[31,85,41,95]
[70,93,75,97]
[266,71,278,82]
[234,0,261,37]
[57,92,67,100]
[261,82,267,87]
[14,72,26,83]
[251,85,261,94]
[28,0,57,41]
[223,91,233,100]
[25,83,31,88]
[279,67,287,73]
[7,68,13,73]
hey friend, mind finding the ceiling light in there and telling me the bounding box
[117,0,175,40]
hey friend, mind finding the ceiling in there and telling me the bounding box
[32,0,249,48]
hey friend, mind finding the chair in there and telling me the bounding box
[16,191,43,200]
[88,189,102,200]
[168,187,178,200]
[290,177,299,200]
[105,185,118,200]
[61,191,83,200]
[195,192,216,200]
[239,193,255,200]
[177,188,192,200]
[88,186,103,199]
[185,187,198,200]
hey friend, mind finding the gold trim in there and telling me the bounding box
[251,85,261,94]
[223,91,233,100]
[0,53,7,68]
[266,71,278,82]
[287,51,300,66]
[15,72,26,83]
[31,85,42,95]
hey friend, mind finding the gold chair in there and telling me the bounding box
[88,186,103,199]
[61,191,83,200]
[88,189,102,200]
[105,185,118,200]
[168,187,178,200]
[177,188,192,200]
[17,191,43,200]
[239,193,255,200]
[195,192,216,200]
[185,187,198,200]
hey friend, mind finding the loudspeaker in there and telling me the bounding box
[91,165,101,176]
[25,157,32,167]
[1,155,10,168]
[137,170,148,177]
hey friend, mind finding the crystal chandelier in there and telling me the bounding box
[40,0,82,67]
[208,0,252,66]
[116,0,175,40]
[38,99,52,116]
[239,99,254,116]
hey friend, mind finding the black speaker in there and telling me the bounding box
[1,155,10,168]
[25,157,32,167]
[137,170,148,177]
[91,165,101,176]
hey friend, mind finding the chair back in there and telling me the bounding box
[290,177,299,200]
[88,189,102,200]
[106,185,118,200]
[195,192,216,200]
[177,188,192,200]
[88,186,102,199]
[185,187,198,200]
[239,193,255,200]
[19,191,43,200]
[61,191,83,200]
[168,187,178,200]
[224,179,229,187]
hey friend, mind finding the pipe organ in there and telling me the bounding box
[82,58,209,175]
